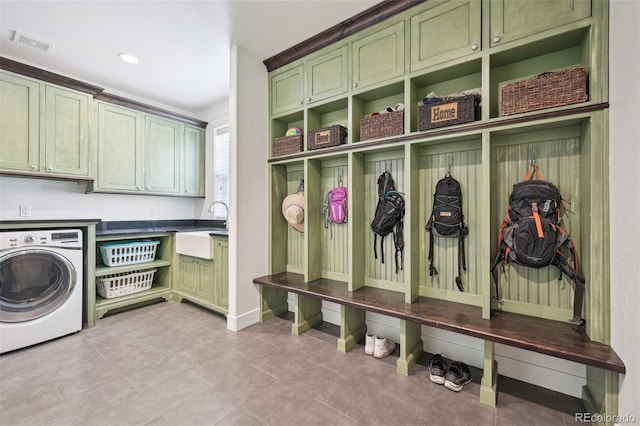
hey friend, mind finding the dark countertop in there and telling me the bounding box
[95,219,228,237]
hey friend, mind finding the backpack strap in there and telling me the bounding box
[428,232,438,276]
[524,164,544,181]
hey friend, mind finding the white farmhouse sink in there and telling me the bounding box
[175,231,214,259]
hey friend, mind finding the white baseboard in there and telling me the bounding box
[226,307,260,331]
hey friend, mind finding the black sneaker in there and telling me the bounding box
[444,361,472,392]
[427,354,447,385]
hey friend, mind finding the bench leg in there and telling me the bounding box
[583,367,620,426]
[292,294,322,335]
[397,320,423,376]
[480,340,498,407]
[337,306,366,353]
[260,286,288,322]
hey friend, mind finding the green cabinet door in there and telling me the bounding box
[0,72,40,172]
[183,125,205,196]
[490,0,591,47]
[215,238,229,309]
[197,258,216,302]
[179,256,197,294]
[352,21,405,90]
[44,86,90,176]
[271,65,304,116]
[97,103,144,191]
[306,45,348,104]
[410,0,481,71]
[146,116,180,194]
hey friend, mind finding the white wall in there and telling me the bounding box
[225,45,268,331]
[609,0,640,419]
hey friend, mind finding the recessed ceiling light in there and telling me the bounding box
[118,53,139,64]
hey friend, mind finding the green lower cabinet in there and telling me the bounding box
[176,237,228,315]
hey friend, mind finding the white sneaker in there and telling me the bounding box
[374,335,396,359]
[364,332,375,355]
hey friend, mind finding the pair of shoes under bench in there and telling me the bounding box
[365,332,396,358]
[428,354,472,392]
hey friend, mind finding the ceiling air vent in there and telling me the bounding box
[12,31,53,53]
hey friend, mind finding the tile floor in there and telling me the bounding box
[0,301,585,425]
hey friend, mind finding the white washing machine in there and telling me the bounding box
[0,229,83,354]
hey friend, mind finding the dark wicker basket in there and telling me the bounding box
[273,135,303,156]
[418,93,479,131]
[501,66,588,116]
[307,125,347,150]
[360,110,404,141]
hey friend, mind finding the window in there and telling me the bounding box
[212,125,229,218]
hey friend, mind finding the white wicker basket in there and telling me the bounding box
[98,240,159,266]
[97,269,157,299]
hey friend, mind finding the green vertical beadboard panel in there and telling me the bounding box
[305,159,323,282]
[320,158,350,281]
[364,150,406,293]
[481,132,492,318]
[286,165,305,273]
[338,306,366,353]
[270,165,288,274]
[408,143,420,302]
[417,140,482,302]
[349,152,366,291]
[490,125,583,322]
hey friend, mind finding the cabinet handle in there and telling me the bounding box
[298,100,303,105]
[353,83,358,89]
[307,97,311,102]
[493,36,501,43]
[136,186,142,190]
[471,43,479,51]
[145,186,151,191]
[31,165,38,171]
[46,166,53,171]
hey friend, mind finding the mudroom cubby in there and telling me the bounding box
[258,0,622,421]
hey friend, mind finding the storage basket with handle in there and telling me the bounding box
[98,240,160,267]
[97,268,157,299]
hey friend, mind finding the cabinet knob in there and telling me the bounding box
[471,43,479,51]
[136,186,142,190]
[298,100,303,105]
[46,167,53,171]
[31,165,38,171]
[353,83,358,89]
[493,36,501,43]
[307,97,311,102]
[145,186,151,191]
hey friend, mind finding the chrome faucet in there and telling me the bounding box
[208,201,229,230]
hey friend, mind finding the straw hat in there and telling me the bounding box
[282,192,305,232]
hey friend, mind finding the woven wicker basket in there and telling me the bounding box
[360,110,404,141]
[307,125,347,150]
[418,94,479,131]
[501,66,588,116]
[273,135,303,156]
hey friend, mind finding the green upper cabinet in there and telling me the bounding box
[0,72,40,173]
[271,65,304,116]
[97,102,144,192]
[352,21,405,90]
[490,0,591,47]
[183,125,205,196]
[44,85,90,176]
[306,45,349,105]
[145,116,180,194]
[410,0,481,71]
[0,71,90,177]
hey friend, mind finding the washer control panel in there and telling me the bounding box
[1,230,82,249]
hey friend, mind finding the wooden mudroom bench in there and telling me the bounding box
[254,272,625,408]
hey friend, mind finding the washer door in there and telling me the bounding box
[0,249,77,323]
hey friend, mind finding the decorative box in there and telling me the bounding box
[307,125,347,150]
[273,135,303,156]
[418,93,479,131]
[360,110,404,141]
[501,66,588,116]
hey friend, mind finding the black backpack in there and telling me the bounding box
[490,165,586,331]
[425,172,468,291]
[370,171,404,273]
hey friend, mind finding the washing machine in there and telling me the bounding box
[0,229,83,354]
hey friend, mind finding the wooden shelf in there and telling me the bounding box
[254,272,625,374]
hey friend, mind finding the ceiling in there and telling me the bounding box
[0,0,379,115]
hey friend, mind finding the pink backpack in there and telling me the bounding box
[323,185,347,235]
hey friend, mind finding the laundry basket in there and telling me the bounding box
[98,240,159,267]
[97,269,157,299]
